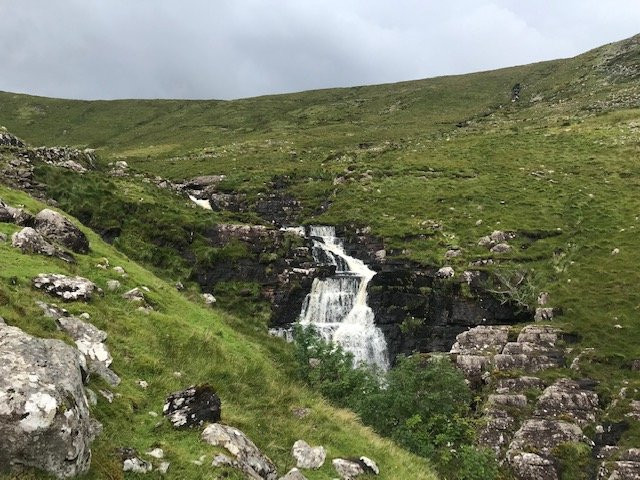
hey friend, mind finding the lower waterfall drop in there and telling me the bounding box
[299,225,389,371]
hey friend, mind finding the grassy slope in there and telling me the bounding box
[0,33,639,456]
[0,185,436,480]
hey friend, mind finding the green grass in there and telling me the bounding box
[1,32,640,476]
[0,186,436,480]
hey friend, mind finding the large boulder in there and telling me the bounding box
[33,274,99,301]
[202,423,277,479]
[0,324,99,478]
[163,385,221,428]
[12,227,59,257]
[34,209,89,254]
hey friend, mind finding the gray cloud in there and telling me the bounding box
[0,0,639,100]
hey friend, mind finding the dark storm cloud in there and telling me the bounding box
[1,0,639,100]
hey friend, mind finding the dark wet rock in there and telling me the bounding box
[202,423,277,480]
[0,130,26,148]
[534,378,599,426]
[33,209,89,254]
[254,193,302,226]
[209,192,247,212]
[163,385,221,428]
[33,274,99,301]
[0,323,100,478]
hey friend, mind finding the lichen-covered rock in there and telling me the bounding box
[0,324,100,478]
[34,209,89,254]
[202,423,277,479]
[54,314,119,386]
[332,457,379,479]
[450,325,510,355]
[456,354,491,378]
[202,293,216,305]
[122,287,145,302]
[436,266,455,278]
[0,198,33,226]
[534,378,599,426]
[12,227,75,263]
[490,243,512,254]
[478,408,517,454]
[508,419,585,456]
[509,452,558,480]
[494,376,545,394]
[291,440,326,469]
[33,274,99,301]
[118,447,152,473]
[164,385,221,428]
[12,227,59,257]
[279,468,308,480]
[488,394,528,409]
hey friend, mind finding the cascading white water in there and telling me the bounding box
[299,226,389,371]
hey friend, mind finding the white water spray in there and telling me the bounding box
[299,226,389,371]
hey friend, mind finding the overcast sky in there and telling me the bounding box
[1,0,639,100]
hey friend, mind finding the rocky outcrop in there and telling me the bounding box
[163,385,221,428]
[367,261,531,362]
[534,378,599,426]
[507,419,588,479]
[203,423,277,479]
[0,129,26,148]
[33,274,99,301]
[292,440,326,469]
[0,323,100,478]
[33,209,89,253]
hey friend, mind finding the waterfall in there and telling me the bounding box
[299,226,389,371]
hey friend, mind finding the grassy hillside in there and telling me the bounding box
[0,185,436,479]
[1,32,640,478]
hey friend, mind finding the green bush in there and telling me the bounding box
[293,328,500,480]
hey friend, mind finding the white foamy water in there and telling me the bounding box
[299,225,389,371]
[188,195,212,210]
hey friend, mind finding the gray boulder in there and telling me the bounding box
[279,468,308,480]
[534,378,599,426]
[509,452,558,480]
[332,457,379,479]
[34,209,89,254]
[54,315,119,386]
[164,385,221,428]
[450,325,510,355]
[33,274,99,301]
[118,448,152,473]
[12,227,72,261]
[292,439,326,469]
[202,423,277,479]
[0,324,99,478]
